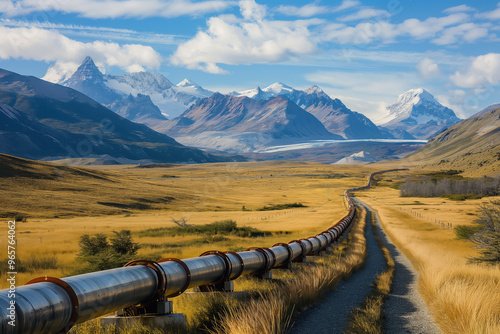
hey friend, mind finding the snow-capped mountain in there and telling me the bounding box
[380,88,461,139]
[233,83,388,139]
[44,57,214,120]
[156,93,341,153]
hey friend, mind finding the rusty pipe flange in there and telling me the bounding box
[299,238,314,255]
[273,242,294,266]
[200,250,232,285]
[224,251,245,280]
[316,233,329,250]
[26,276,79,334]
[124,259,168,304]
[158,258,191,297]
[309,236,323,252]
[245,247,271,275]
[261,247,277,269]
[288,239,306,258]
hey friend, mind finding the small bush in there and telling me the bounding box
[454,225,482,240]
[141,220,273,238]
[76,230,140,273]
[469,201,500,264]
[257,203,306,211]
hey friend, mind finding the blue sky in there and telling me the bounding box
[1,0,499,122]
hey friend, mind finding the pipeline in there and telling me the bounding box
[1,191,357,334]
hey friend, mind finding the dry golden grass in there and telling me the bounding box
[357,184,500,334]
[210,205,368,334]
[0,159,377,288]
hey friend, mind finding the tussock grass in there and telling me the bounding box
[346,212,395,334]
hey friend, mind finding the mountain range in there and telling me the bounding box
[45,57,213,119]
[0,68,232,163]
[155,93,341,153]
[233,82,387,140]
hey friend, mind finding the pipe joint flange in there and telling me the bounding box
[158,258,191,298]
[273,242,293,266]
[26,276,79,334]
[245,247,271,276]
[200,250,233,285]
[224,251,245,280]
[124,259,168,304]
[288,239,306,259]
[299,238,314,255]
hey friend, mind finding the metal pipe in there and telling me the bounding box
[1,191,357,334]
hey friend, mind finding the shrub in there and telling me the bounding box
[76,230,140,273]
[469,201,500,264]
[454,225,482,240]
[257,203,306,211]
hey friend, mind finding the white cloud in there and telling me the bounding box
[443,5,475,14]
[0,19,186,45]
[171,0,320,73]
[339,8,391,22]
[276,0,361,18]
[478,2,500,20]
[450,53,500,88]
[417,58,440,79]
[276,4,331,18]
[0,0,234,19]
[0,26,162,74]
[431,23,488,45]
[321,13,488,46]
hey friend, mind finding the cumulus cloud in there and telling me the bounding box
[450,53,500,88]
[0,26,162,75]
[171,0,320,73]
[417,58,440,79]
[321,13,488,46]
[0,0,234,19]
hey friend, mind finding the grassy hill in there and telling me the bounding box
[403,107,500,176]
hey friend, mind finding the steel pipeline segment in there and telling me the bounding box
[1,190,356,334]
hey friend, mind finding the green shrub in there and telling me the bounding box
[141,220,272,238]
[454,225,482,240]
[257,203,306,211]
[469,201,500,265]
[76,230,140,273]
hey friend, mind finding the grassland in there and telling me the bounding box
[0,155,375,288]
[356,170,500,334]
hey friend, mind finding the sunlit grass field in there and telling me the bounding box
[356,171,500,334]
[0,157,375,288]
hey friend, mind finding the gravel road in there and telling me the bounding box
[288,201,387,334]
[288,199,440,334]
[359,200,441,334]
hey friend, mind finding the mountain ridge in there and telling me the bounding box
[233,82,389,139]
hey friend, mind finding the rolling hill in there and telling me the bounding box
[405,105,500,176]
